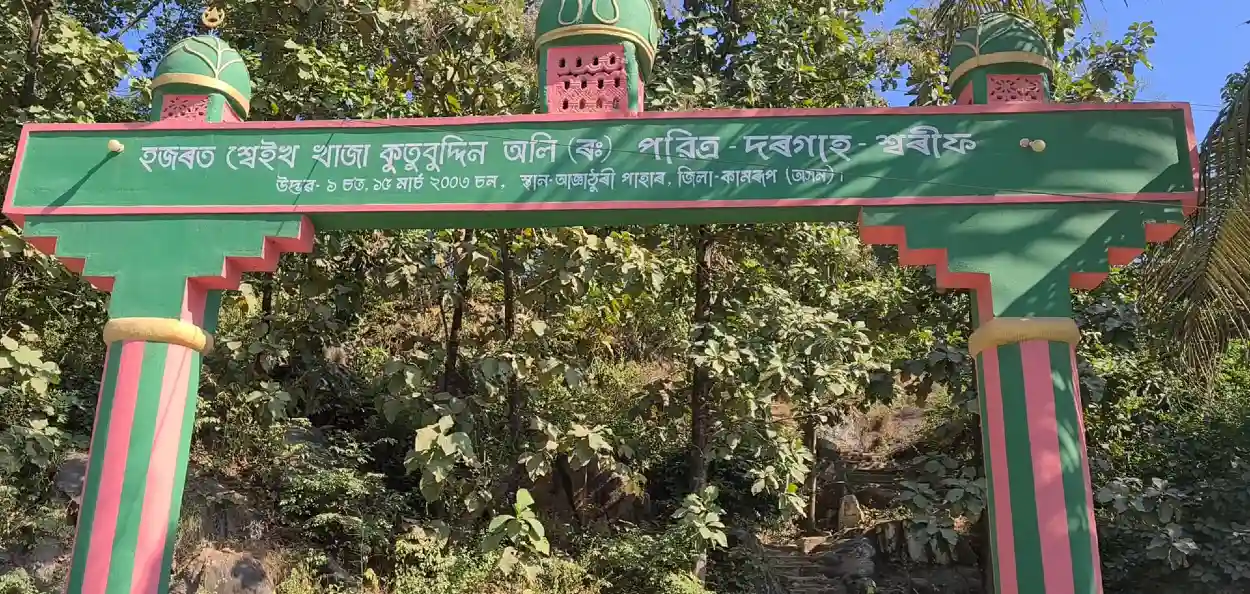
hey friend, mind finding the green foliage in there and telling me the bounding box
[1077,272,1250,591]
[898,452,987,563]
[0,328,63,466]
[482,489,551,582]
[1,2,1248,594]
[673,486,730,551]
[0,571,39,594]
[577,528,707,594]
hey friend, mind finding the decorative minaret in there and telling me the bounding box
[61,9,250,594]
[533,0,661,114]
[947,13,1104,594]
[148,6,251,122]
[948,12,1054,106]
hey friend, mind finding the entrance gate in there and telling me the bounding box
[1,5,1197,594]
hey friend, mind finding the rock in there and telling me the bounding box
[910,577,938,594]
[844,576,878,594]
[54,452,89,504]
[27,539,66,586]
[180,548,273,594]
[836,494,864,530]
[906,531,928,563]
[896,567,984,594]
[282,425,327,449]
[817,536,876,580]
[817,417,868,457]
[320,556,360,587]
[798,535,829,554]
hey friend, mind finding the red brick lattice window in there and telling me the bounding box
[986,74,1044,104]
[546,45,629,114]
[160,95,211,121]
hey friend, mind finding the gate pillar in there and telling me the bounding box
[860,201,1186,594]
[23,213,313,594]
[66,280,218,594]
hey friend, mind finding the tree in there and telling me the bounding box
[1143,61,1250,378]
[7,1,1246,593]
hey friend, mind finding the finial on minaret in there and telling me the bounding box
[201,5,225,30]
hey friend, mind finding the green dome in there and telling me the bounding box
[152,35,252,117]
[948,12,1052,87]
[535,0,661,81]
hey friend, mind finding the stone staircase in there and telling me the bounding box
[762,537,847,594]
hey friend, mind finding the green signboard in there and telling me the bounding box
[6,107,1194,218]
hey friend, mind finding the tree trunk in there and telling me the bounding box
[21,1,50,109]
[688,225,715,581]
[554,453,583,528]
[503,231,523,443]
[803,418,819,533]
[441,229,475,394]
[5,0,49,231]
[252,274,275,375]
[502,230,529,502]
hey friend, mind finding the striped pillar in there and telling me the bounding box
[969,315,1102,594]
[66,285,219,594]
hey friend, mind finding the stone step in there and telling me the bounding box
[781,575,839,585]
[769,563,826,577]
[781,574,845,594]
[764,557,822,568]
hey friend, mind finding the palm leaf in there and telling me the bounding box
[1142,62,1250,378]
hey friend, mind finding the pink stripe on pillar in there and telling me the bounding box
[1021,340,1076,593]
[129,343,194,594]
[1069,349,1104,591]
[131,283,205,594]
[980,347,1018,594]
[83,341,146,594]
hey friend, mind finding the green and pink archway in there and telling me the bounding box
[1,5,1197,594]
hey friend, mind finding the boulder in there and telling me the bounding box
[179,548,273,594]
[836,494,865,531]
[320,556,360,587]
[844,576,878,594]
[817,536,876,580]
[54,452,89,504]
[27,539,66,586]
[798,535,829,555]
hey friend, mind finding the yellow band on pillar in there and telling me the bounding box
[967,317,1080,357]
[102,318,214,354]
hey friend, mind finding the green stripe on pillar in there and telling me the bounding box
[997,343,1046,593]
[1049,341,1100,593]
[67,344,125,594]
[975,352,1004,594]
[104,342,171,594]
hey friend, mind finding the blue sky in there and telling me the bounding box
[864,0,1247,134]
